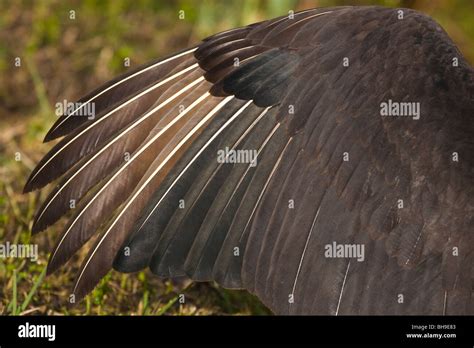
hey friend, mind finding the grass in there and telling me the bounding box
[0,0,473,316]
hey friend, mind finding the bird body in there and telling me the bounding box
[24,6,474,314]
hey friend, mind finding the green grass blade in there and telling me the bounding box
[12,269,17,315]
[20,266,46,313]
[156,295,178,316]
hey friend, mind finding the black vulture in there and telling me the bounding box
[24,6,474,315]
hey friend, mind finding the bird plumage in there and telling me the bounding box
[24,6,474,314]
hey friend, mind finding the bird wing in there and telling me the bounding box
[25,6,474,314]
